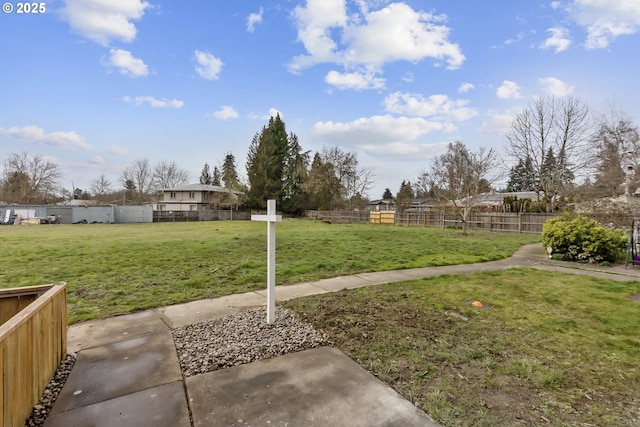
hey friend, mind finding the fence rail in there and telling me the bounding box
[0,283,67,427]
[307,210,556,233]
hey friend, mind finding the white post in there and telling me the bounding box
[251,200,282,324]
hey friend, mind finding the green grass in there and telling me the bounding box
[283,269,640,427]
[0,220,539,323]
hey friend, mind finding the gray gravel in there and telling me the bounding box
[24,354,76,427]
[172,306,329,377]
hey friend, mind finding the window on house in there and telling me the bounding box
[170,192,176,199]
[158,204,166,211]
[189,191,195,199]
[190,205,197,211]
[204,192,209,199]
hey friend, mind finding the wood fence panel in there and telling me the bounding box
[0,283,67,427]
[307,210,556,233]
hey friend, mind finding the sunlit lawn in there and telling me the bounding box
[0,220,539,323]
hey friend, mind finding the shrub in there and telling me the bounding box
[542,212,627,264]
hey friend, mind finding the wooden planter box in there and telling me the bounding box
[0,283,67,427]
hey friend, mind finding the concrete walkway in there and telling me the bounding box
[44,244,640,427]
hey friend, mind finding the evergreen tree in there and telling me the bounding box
[246,114,306,211]
[246,126,280,209]
[281,133,310,215]
[200,163,212,185]
[396,180,414,212]
[382,188,393,199]
[212,166,222,186]
[506,156,536,192]
[221,153,240,189]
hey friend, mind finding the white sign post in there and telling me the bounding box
[251,199,282,324]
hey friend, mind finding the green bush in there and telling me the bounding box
[542,213,627,264]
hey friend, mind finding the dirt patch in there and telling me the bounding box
[631,292,640,302]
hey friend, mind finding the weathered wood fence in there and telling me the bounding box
[0,283,67,427]
[307,210,556,233]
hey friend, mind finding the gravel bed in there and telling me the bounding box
[172,306,329,377]
[24,354,76,427]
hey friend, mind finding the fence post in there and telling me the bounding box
[518,212,522,233]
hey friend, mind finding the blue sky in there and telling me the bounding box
[1,0,639,200]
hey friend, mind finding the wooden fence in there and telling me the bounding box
[307,210,556,233]
[0,283,67,427]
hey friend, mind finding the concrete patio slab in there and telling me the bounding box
[185,346,440,427]
[156,292,265,328]
[43,381,190,427]
[67,310,169,352]
[51,331,182,413]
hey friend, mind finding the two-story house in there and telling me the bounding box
[156,184,244,212]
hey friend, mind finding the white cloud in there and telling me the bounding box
[458,82,475,93]
[250,108,283,121]
[194,50,223,80]
[360,141,450,161]
[538,77,575,96]
[0,125,91,150]
[496,80,523,100]
[247,7,263,32]
[108,145,129,156]
[478,109,518,135]
[60,0,150,46]
[540,27,571,53]
[268,108,282,119]
[123,96,184,108]
[289,0,347,72]
[384,92,478,121]
[402,72,414,83]
[341,3,465,69]
[325,70,385,90]
[210,105,239,120]
[312,115,449,148]
[569,0,640,49]
[104,49,149,77]
[289,1,465,80]
[88,156,105,165]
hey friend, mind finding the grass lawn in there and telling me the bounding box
[283,269,640,427]
[0,220,538,323]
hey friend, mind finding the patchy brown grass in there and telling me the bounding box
[284,269,640,427]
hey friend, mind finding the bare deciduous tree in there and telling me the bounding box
[90,174,112,204]
[420,141,496,234]
[1,152,62,204]
[504,96,591,212]
[120,158,152,203]
[151,160,189,193]
[591,109,640,197]
[320,145,375,208]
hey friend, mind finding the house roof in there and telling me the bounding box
[163,183,243,194]
[464,191,542,206]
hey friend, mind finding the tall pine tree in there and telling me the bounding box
[221,153,240,189]
[281,133,310,215]
[199,163,212,185]
[246,114,308,212]
[246,125,280,209]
